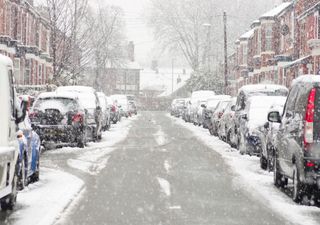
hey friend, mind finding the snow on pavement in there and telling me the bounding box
[9,168,84,225]
[157,177,171,197]
[171,115,320,225]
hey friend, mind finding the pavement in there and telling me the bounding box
[52,111,292,225]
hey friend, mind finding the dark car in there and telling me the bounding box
[268,75,320,203]
[209,99,231,136]
[30,92,88,148]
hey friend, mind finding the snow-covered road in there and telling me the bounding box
[171,114,320,225]
[0,115,138,225]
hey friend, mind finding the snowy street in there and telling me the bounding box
[4,111,320,224]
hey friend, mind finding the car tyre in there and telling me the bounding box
[260,154,268,170]
[273,156,287,188]
[30,154,40,183]
[77,129,87,148]
[18,154,27,190]
[292,164,305,203]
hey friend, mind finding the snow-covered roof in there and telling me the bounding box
[291,75,320,87]
[260,2,292,19]
[37,91,79,100]
[56,86,95,94]
[238,84,288,94]
[240,29,254,40]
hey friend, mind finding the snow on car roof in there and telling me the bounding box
[291,75,320,86]
[240,29,254,40]
[260,2,292,19]
[207,95,231,101]
[37,92,79,100]
[238,84,288,94]
[56,86,95,93]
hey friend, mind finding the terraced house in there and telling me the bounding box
[232,0,320,91]
[0,0,52,87]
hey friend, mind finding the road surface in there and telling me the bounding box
[52,111,291,225]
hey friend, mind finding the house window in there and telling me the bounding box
[24,59,30,85]
[243,43,247,65]
[39,64,42,85]
[257,28,261,54]
[265,25,273,51]
[14,58,20,84]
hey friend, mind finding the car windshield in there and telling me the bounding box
[5,0,320,225]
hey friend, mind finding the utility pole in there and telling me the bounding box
[223,11,228,94]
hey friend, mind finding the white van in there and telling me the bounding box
[0,55,26,210]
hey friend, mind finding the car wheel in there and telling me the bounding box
[292,164,305,203]
[1,166,18,211]
[273,156,287,188]
[267,145,274,172]
[30,154,40,183]
[239,135,246,155]
[260,154,268,170]
[18,154,27,190]
[209,128,214,136]
[77,129,87,148]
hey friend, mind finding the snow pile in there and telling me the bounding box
[64,115,139,174]
[9,168,84,225]
[170,115,320,225]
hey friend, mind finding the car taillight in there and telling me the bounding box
[29,112,38,118]
[112,105,116,112]
[72,113,83,123]
[218,112,223,118]
[304,88,316,148]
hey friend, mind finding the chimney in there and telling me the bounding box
[127,41,135,62]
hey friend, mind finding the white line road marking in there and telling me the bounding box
[153,128,168,146]
[164,160,171,173]
[169,205,181,210]
[157,177,171,196]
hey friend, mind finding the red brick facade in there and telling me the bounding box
[0,0,52,86]
[231,0,320,92]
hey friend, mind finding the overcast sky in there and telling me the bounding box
[96,0,154,66]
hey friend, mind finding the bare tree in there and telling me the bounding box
[39,0,89,85]
[85,5,127,90]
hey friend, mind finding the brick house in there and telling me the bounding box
[0,0,52,87]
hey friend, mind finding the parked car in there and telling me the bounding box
[107,97,121,124]
[30,92,89,148]
[0,54,26,210]
[182,99,192,122]
[259,99,286,171]
[97,92,111,131]
[238,96,286,156]
[234,84,289,149]
[268,75,320,203]
[190,90,216,124]
[209,99,231,136]
[218,97,237,143]
[202,95,231,130]
[111,95,130,118]
[170,98,187,117]
[17,105,41,189]
[56,86,103,141]
[195,100,208,126]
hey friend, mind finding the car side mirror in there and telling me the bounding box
[16,99,28,124]
[201,104,206,108]
[268,111,281,123]
[231,105,236,111]
[264,122,270,129]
